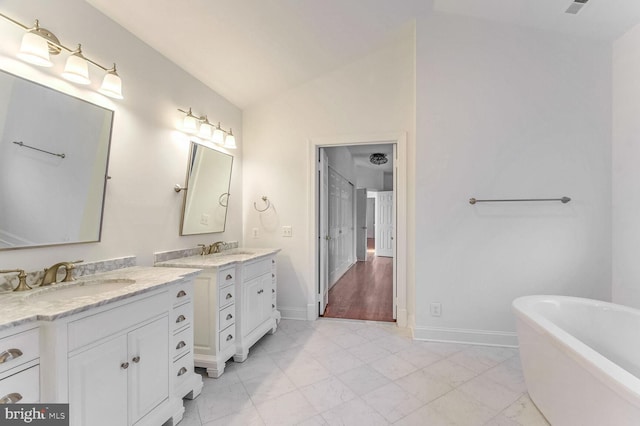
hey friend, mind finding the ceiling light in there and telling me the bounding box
[1,13,124,100]
[369,153,388,165]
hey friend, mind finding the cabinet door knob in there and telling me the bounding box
[272,304,275,309]
[0,393,22,404]
[226,334,233,341]
[272,273,275,278]
[226,293,233,299]
[272,289,275,293]
[0,349,23,364]
[272,260,275,264]
[132,356,140,363]
[177,290,187,298]
[177,367,188,376]
[176,341,186,350]
[176,315,186,323]
[226,314,233,320]
[121,362,129,369]
[226,274,233,280]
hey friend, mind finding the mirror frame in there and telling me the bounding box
[0,69,114,251]
[179,141,233,236]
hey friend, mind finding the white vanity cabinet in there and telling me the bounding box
[234,254,278,362]
[192,265,237,378]
[0,326,40,405]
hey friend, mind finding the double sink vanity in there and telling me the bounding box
[0,247,280,426]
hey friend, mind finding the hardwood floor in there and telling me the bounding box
[323,240,394,322]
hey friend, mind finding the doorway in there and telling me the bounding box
[318,144,395,322]
[310,132,408,328]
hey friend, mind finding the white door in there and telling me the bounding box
[318,148,329,316]
[355,189,367,261]
[128,316,169,424]
[375,191,393,257]
[328,167,354,286]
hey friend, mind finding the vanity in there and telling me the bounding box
[0,266,203,426]
[156,248,280,378]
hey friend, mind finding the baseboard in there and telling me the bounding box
[413,326,518,347]
[396,308,408,328]
[279,306,310,321]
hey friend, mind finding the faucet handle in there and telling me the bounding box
[0,269,32,292]
[198,244,207,256]
[61,260,83,282]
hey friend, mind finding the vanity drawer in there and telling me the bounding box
[172,283,192,307]
[219,304,235,330]
[219,324,235,351]
[172,303,192,332]
[68,292,167,352]
[218,285,235,309]
[0,365,39,404]
[243,258,271,281]
[172,327,192,360]
[0,328,39,375]
[219,268,235,286]
[173,352,193,392]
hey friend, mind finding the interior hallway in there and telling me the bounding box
[323,239,394,322]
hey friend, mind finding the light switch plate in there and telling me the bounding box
[252,228,259,238]
[282,226,292,237]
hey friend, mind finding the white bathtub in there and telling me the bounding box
[513,295,640,426]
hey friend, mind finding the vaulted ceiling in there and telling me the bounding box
[88,0,640,108]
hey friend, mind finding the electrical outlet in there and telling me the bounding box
[430,302,442,317]
[200,213,209,226]
[282,226,292,237]
[252,228,259,238]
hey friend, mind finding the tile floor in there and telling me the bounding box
[180,319,549,426]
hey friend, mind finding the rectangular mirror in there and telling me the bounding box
[0,69,113,250]
[180,141,233,235]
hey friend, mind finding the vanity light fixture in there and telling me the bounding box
[178,108,236,149]
[0,13,124,99]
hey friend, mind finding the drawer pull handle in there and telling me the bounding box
[177,290,187,298]
[132,356,140,363]
[272,260,275,264]
[226,274,233,280]
[176,315,186,323]
[226,334,233,341]
[176,341,186,350]
[0,349,23,364]
[177,367,188,376]
[272,289,275,293]
[226,293,233,300]
[272,273,275,278]
[0,393,22,404]
[272,304,275,309]
[226,314,233,320]
[121,362,129,370]
[257,289,263,294]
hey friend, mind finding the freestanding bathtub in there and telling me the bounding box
[513,295,640,426]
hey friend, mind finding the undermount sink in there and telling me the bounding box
[25,278,136,302]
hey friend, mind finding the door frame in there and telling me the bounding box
[308,132,407,327]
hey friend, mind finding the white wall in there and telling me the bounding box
[415,13,612,345]
[355,166,384,190]
[612,22,640,307]
[0,0,242,270]
[242,34,416,320]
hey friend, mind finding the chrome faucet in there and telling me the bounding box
[41,260,83,286]
[0,269,32,292]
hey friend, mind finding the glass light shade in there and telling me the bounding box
[183,114,198,134]
[198,121,214,139]
[18,32,52,67]
[99,70,123,99]
[62,53,90,85]
[223,130,237,149]
[212,127,225,144]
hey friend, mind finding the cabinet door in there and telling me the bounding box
[69,335,128,426]
[259,273,273,323]
[128,316,169,424]
[244,277,263,334]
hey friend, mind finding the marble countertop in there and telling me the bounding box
[155,248,280,269]
[0,266,200,332]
